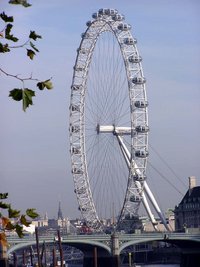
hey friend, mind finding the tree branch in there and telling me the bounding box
[0,67,39,82]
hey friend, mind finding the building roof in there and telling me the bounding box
[179,186,200,204]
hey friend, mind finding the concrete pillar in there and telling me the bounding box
[111,233,120,267]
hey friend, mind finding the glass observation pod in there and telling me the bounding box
[77,48,88,54]
[74,66,85,72]
[124,37,137,45]
[112,13,125,21]
[71,85,82,91]
[81,32,91,39]
[71,125,80,133]
[128,55,142,63]
[71,104,80,112]
[130,195,141,202]
[72,167,83,174]
[86,21,92,27]
[133,174,147,181]
[132,77,146,84]
[72,147,81,154]
[98,8,118,16]
[78,206,87,212]
[135,125,149,133]
[74,188,86,194]
[134,100,149,108]
[92,12,99,19]
[135,150,149,158]
[118,23,131,31]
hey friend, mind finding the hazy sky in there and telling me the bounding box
[1,0,200,220]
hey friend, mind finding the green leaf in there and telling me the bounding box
[26,208,39,219]
[0,193,8,200]
[29,31,42,41]
[37,79,53,90]
[0,12,13,23]
[15,224,24,238]
[5,23,18,42]
[0,42,10,53]
[9,88,35,111]
[0,202,10,209]
[22,88,35,111]
[26,49,35,60]
[9,88,23,101]
[9,0,31,8]
[30,41,39,52]
[20,215,31,227]
[8,207,21,218]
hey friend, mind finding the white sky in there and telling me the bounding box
[0,0,200,220]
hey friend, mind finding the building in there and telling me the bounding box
[142,209,175,232]
[174,176,200,232]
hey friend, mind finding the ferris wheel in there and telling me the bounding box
[69,8,169,231]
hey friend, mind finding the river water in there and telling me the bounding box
[68,264,179,267]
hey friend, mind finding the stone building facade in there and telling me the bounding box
[174,176,200,232]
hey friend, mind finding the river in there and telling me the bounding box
[68,264,180,267]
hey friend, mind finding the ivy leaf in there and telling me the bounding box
[5,23,18,42]
[27,49,35,60]
[0,12,13,23]
[37,79,53,90]
[0,42,10,53]
[15,224,24,238]
[9,0,31,8]
[22,88,35,111]
[9,88,23,101]
[26,208,39,219]
[0,202,10,209]
[8,207,21,218]
[29,31,42,41]
[20,215,31,227]
[30,41,39,52]
[0,193,8,200]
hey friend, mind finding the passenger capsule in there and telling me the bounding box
[86,21,92,27]
[98,8,117,16]
[135,125,149,133]
[78,48,88,54]
[130,195,141,202]
[72,146,81,154]
[71,104,80,112]
[132,77,146,84]
[92,12,99,19]
[71,125,80,133]
[81,32,91,39]
[135,150,149,158]
[124,37,137,45]
[74,66,84,72]
[112,14,125,21]
[134,101,148,108]
[74,188,86,194]
[133,175,147,181]
[118,23,131,31]
[72,167,83,174]
[71,85,82,91]
[128,55,142,63]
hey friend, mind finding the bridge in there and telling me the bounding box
[7,232,200,267]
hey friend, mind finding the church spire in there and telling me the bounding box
[58,201,63,220]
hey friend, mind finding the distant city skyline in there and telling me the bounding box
[1,0,199,220]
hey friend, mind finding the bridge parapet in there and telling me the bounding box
[7,232,200,255]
